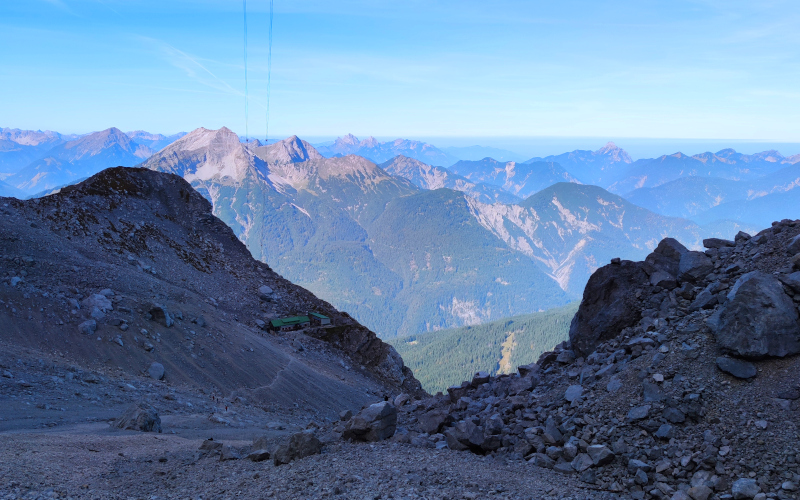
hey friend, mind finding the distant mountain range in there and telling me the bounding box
[449,158,580,199]
[6,128,152,193]
[316,134,460,166]
[0,128,67,176]
[379,155,519,204]
[137,128,716,338]
[126,130,187,151]
[525,142,633,186]
[0,127,186,195]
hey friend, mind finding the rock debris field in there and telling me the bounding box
[2,168,800,500]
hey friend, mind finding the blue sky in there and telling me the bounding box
[2,0,799,147]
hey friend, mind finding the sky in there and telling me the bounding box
[2,0,800,150]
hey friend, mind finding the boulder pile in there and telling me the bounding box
[393,219,800,500]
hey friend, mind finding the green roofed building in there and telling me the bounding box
[269,315,310,332]
[309,312,331,325]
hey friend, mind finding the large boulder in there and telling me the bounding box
[678,251,714,283]
[147,362,165,380]
[272,431,322,465]
[114,402,162,433]
[645,237,688,277]
[707,271,800,359]
[342,402,397,442]
[569,260,649,357]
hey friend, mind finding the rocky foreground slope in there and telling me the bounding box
[2,167,800,500]
[0,167,421,410]
[393,219,800,500]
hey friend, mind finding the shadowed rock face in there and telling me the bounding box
[708,271,800,359]
[568,260,649,357]
[0,167,424,418]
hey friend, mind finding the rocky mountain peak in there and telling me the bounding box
[336,133,360,148]
[360,136,379,148]
[255,135,322,165]
[595,141,632,163]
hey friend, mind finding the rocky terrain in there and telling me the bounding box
[390,219,800,500]
[2,165,800,500]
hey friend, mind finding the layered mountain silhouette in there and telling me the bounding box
[126,130,186,151]
[525,142,633,186]
[6,128,152,193]
[317,134,459,166]
[0,128,66,175]
[449,158,580,198]
[379,155,519,204]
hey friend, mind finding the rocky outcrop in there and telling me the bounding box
[392,219,800,500]
[342,402,398,442]
[707,271,800,358]
[272,431,323,466]
[568,260,649,357]
[114,402,162,433]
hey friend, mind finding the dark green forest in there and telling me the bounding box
[390,302,579,393]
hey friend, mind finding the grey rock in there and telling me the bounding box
[517,362,540,378]
[147,362,165,380]
[246,449,270,462]
[735,231,751,243]
[417,409,450,434]
[731,478,760,499]
[82,293,113,312]
[607,376,623,392]
[272,431,322,465]
[568,260,650,357]
[646,237,689,277]
[654,424,674,440]
[393,393,411,407]
[114,402,162,433]
[688,485,713,500]
[716,357,757,379]
[678,251,714,283]
[586,444,615,466]
[530,453,555,469]
[671,491,692,500]
[650,270,678,290]
[258,285,274,300]
[634,468,649,485]
[339,409,353,421]
[219,445,241,461]
[626,405,651,422]
[471,371,490,387]
[557,350,576,364]
[342,401,397,442]
[643,381,664,402]
[663,407,686,423]
[787,234,800,255]
[149,305,173,328]
[78,319,97,335]
[571,453,594,472]
[778,272,800,293]
[704,238,735,249]
[199,439,223,455]
[707,271,800,359]
[565,384,583,402]
[553,462,576,475]
[690,286,718,311]
[10,276,22,287]
[628,459,653,473]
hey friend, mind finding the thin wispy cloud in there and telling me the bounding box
[140,36,245,98]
